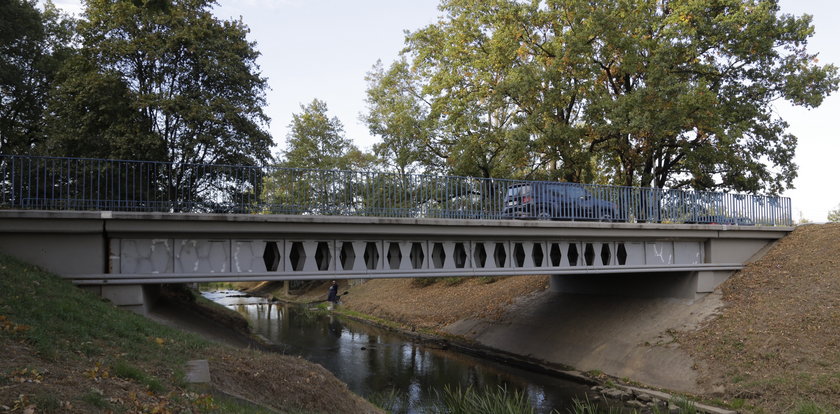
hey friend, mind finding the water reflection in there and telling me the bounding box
[203,290,587,413]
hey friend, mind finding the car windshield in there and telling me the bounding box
[564,185,588,198]
[506,185,531,198]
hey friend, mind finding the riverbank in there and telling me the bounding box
[261,224,840,413]
[0,254,382,414]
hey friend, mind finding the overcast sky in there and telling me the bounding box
[48,0,840,222]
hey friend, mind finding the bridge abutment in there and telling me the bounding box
[81,284,152,315]
[549,270,732,299]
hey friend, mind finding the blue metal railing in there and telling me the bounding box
[0,154,792,225]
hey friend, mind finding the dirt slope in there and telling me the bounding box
[341,276,550,329]
[677,223,840,412]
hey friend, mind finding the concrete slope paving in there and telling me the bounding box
[446,289,725,393]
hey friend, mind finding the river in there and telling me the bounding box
[203,290,592,413]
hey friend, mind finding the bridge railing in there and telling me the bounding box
[0,154,792,225]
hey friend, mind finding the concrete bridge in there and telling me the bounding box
[0,210,792,313]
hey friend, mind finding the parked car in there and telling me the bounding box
[501,182,620,222]
[685,215,755,226]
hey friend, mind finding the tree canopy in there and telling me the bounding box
[365,0,838,194]
[0,0,72,154]
[282,99,374,171]
[63,0,273,166]
[828,205,840,223]
[3,0,273,167]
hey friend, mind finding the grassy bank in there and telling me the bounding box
[0,253,380,413]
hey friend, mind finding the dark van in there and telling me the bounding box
[501,182,620,222]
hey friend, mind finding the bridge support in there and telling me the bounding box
[81,284,151,315]
[549,270,733,299]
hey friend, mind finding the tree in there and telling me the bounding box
[0,0,73,154]
[578,0,834,193]
[367,0,838,194]
[265,99,376,214]
[62,0,273,167]
[828,205,840,223]
[282,99,369,171]
[363,60,432,176]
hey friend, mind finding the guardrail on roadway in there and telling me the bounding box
[0,154,792,225]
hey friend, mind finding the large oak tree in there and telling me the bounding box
[365,0,838,194]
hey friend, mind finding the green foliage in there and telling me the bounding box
[112,360,165,393]
[264,99,377,213]
[64,0,273,166]
[568,396,622,414]
[0,252,207,366]
[281,99,373,171]
[364,60,438,176]
[442,277,466,286]
[0,0,74,154]
[366,0,839,194]
[411,277,438,288]
[81,389,110,409]
[827,205,840,223]
[433,385,537,414]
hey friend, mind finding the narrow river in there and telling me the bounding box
[203,290,592,413]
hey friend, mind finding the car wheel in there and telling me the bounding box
[536,210,552,221]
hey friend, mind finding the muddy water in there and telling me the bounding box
[203,290,590,413]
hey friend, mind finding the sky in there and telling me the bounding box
[48,0,840,222]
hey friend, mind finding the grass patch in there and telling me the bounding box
[441,277,466,286]
[411,277,438,288]
[0,254,209,410]
[0,254,207,365]
[112,360,165,393]
[791,401,834,414]
[32,392,61,412]
[477,276,501,284]
[336,308,404,330]
[434,384,539,414]
[80,389,110,410]
[568,396,621,414]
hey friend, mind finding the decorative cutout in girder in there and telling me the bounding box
[532,243,544,267]
[387,242,402,269]
[315,242,331,271]
[584,243,595,266]
[289,242,305,271]
[364,242,379,270]
[617,243,627,265]
[263,241,280,272]
[600,244,611,266]
[494,243,507,267]
[567,244,579,266]
[473,243,487,268]
[410,242,425,269]
[550,243,562,267]
[432,243,446,269]
[340,242,355,270]
[513,243,525,267]
[453,243,467,268]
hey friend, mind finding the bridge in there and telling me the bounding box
[0,155,794,313]
[0,210,791,314]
